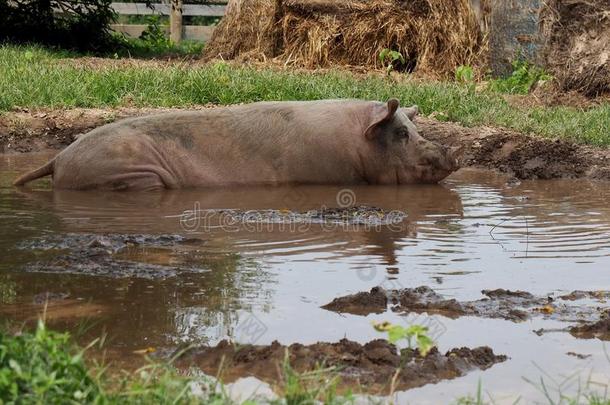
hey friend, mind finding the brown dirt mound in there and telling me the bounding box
[178,338,506,394]
[417,117,610,181]
[322,286,609,323]
[570,310,610,340]
[204,0,486,77]
[540,0,610,97]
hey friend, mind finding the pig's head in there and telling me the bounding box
[361,99,460,184]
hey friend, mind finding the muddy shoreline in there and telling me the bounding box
[1,107,609,181]
[177,338,507,395]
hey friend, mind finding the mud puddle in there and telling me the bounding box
[2,154,610,402]
[2,108,610,181]
[178,339,506,395]
[15,206,404,279]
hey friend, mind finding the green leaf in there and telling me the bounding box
[387,325,408,344]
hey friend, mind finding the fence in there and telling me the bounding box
[110,1,227,43]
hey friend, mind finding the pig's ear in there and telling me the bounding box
[403,105,418,120]
[364,98,400,141]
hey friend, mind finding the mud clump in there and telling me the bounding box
[214,206,406,226]
[417,117,610,181]
[468,134,588,180]
[570,310,610,340]
[322,286,607,324]
[560,290,610,301]
[321,286,388,315]
[18,233,208,279]
[178,338,506,393]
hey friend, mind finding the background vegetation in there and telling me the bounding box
[0,0,118,52]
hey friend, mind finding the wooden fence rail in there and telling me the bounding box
[109,1,226,43]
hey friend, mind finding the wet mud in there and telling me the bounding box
[178,338,507,394]
[418,117,610,181]
[201,206,406,226]
[0,107,204,153]
[322,286,610,325]
[2,108,610,181]
[570,311,610,341]
[16,206,405,278]
[18,233,208,279]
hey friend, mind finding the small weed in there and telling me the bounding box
[455,65,475,84]
[139,15,172,50]
[379,48,405,75]
[455,65,476,94]
[372,321,436,356]
[489,59,552,94]
[279,351,348,405]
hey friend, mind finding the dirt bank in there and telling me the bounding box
[1,108,609,181]
[178,338,506,394]
[18,233,207,279]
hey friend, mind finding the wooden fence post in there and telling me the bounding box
[170,0,183,43]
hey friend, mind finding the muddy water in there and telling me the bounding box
[1,152,610,403]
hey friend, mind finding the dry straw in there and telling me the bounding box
[540,0,609,96]
[205,0,487,78]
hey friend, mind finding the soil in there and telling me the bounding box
[16,205,405,278]
[1,107,609,181]
[18,233,208,279]
[417,117,610,181]
[570,310,610,340]
[216,206,406,226]
[322,286,610,324]
[0,107,209,153]
[177,338,507,394]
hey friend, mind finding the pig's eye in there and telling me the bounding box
[396,128,410,141]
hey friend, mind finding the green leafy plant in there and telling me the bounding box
[455,65,476,94]
[139,15,172,49]
[0,0,118,52]
[0,320,101,403]
[373,321,436,356]
[455,65,475,84]
[489,59,552,94]
[379,48,405,75]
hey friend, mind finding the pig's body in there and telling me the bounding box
[14,100,459,190]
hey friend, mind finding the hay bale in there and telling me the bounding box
[540,0,610,97]
[204,0,486,77]
[280,0,485,76]
[203,0,282,62]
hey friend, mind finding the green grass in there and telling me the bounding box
[0,321,357,405]
[0,44,609,145]
[0,321,222,404]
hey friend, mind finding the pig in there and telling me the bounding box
[13,99,460,191]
